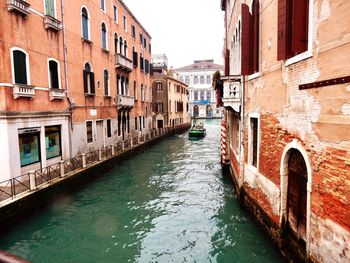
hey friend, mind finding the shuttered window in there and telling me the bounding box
[45,0,55,17]
[241,4,251,75]
[277,0,309,60]
[13,50,28,85]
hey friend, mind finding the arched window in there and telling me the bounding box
[101,0,106,11]
[194,90,198,100]
[193,76,198,84]
[200,90,205,100]
[83,63,95,94]
[206,76,211,84]
[48,59,60,89]
[101,22,107,50]
[104,69,109,96]
[12,49,29,85]
[119,37,123,55]
[185,76,190,84]
[133,81,137,100]
[81,7,90,40]
[206,90,211,101]
[114,33,118,53]
[124,40,128,57]
[200,76,205,84]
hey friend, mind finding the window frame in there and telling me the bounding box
[44,0,57,18]
[123,15,127,32]
[86,121,93,143]
[101,0,106,12]
[103,69,109,96]
[248,114,260,171]
[106,119,112,138]
[11,47,31,85]
[101,22,108,51]
[47,58,61,90]
[113,5,118,23]
[18,130,41,167]
[45,125,62,160]
[81,6,91,41]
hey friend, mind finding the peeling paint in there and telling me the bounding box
[320,0,331,22]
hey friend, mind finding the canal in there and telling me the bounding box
[0,119,284,262]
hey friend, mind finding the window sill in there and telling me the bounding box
[82,37,93,45]
[104,95,112,99]
[248,72,261,81]
[85,93,95,97]
[102,48,109,53]
[247,164,259,176]
[284,50,313,67]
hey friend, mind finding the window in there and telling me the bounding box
[250,117,259,167]
[143,38,147,48]
[194,90,198,100]
[45,126,61,159]
[119,37,123,54]
[278,0,309,60]
[135,117,138,130]
[48,59,60,89]
[113,5,118,22]
[101,22,107,50]
[131,25,136,38]
[106,119,112,138]
[86,121,93,143]
[114,33,118,53]
[200,90,205,100]
[101,0,106,11]
[148,44,151,53]
[140,54,144,71]
[200,76,205,84]
[12,49,29,84]
[104,69,109,96]
[139,116,142,131]
[252,0,259,72]
[185,76,190,84]
[18,130,40,167]
[207,90,211,101]
[124,40,128,57]
[139,33,143,45]
[156,82,162,91]
[83,63,95,95]
[133,81,137,100]
[81,7,90,40]
[143,117,145,128]
[194,76,198,84]
[206,76,211,84]
[141,84,144,101]
[132,47,138,67]
[45,0,56,17]
[123,15,127,31]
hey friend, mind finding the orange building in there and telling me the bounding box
[0,0,152,181]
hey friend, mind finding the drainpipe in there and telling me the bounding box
[61,0,73,159]
[239,75,245,190]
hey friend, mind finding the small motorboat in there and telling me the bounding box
[189,122,206,138]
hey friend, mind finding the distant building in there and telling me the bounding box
[175,60,223,118]
[152,54,190,130]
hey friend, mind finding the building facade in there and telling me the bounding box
[219,0,350,262]
[152,54,190,130]
[175,60,223,119]
[0,0,152,181]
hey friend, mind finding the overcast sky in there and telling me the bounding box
[123,0,225,69]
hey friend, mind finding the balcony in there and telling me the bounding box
[49,89,66,100]
[221,78,241,112]
[7,0,30,16]
[44,15,62,31]
[116,95,134,109]
[13,84,35,99]
[115,54,133,72]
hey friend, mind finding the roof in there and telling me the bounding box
[175,60,224,72]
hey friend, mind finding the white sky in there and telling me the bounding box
[123,0,225,69]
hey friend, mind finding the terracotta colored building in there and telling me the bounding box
[0,0,152,181]
[219,0,350,262]
[152,54,190,130]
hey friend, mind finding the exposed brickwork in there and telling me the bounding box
[229,150,240,178]
[312,147,350,233]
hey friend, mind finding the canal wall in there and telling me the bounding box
[0,124,190,235]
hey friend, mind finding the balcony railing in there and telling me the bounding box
[13,84,35,99]
[222,80,241,112]
[44,15,62,31]
[49,89,66,100]
[7,0,30,16]
[115,54,133,72]
[116,95,135,108]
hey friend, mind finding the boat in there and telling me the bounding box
[189,122,206,137]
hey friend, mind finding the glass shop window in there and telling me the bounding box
[19,132,41,167]
[45,126,61,159]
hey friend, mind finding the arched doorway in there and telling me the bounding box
[193,105,199,117]
[284,149,308,250]
[206,105,212,118]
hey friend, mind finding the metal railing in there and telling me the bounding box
[0,129,166,204]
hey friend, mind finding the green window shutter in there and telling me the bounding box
[45,0,55,17]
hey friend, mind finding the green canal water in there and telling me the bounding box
[0,119,284,263]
